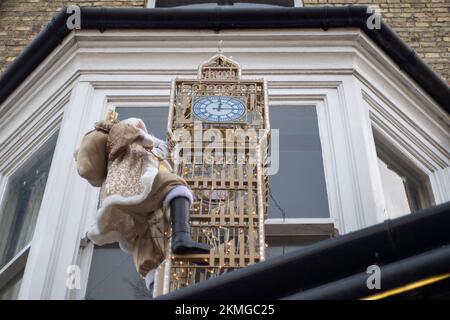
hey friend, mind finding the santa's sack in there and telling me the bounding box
[75,128,108,187]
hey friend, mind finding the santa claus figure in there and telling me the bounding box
[75,113,209,290]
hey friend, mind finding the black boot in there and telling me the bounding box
[170,197,210,254]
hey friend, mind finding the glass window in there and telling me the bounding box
[266,235,333,260]
[266,237,307,259]
[85,244,151,300]
[117,107,169,136]
[376,150,432,219]
[155,0,295,8]
[268,106,329,219]
[0,269,24,300]
[0,134,58,269]
[86,107,168,300]
[377,158,412,218]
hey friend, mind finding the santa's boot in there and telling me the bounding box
[170,196,210,254]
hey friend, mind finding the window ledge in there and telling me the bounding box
[265,220,337,237]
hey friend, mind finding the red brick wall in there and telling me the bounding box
[0,0,145,73]
[303,0,449,82]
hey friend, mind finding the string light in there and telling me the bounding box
[164,71,270,292]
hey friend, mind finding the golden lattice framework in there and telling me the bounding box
[154,53,270,295]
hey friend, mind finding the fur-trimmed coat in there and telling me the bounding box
[76,118,187,276]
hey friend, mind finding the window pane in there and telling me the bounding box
[85,244,151,300]
[266,237,317,260]
[117,107,169,138]
[0,269,23,300]
[377,157,411,219]
[268,106,329,219]
[86,107,168,300]
[0,134,58,269]
[155,0,295,8]
[375,133,434,220]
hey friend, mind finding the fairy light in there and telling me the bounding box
[163,58,270,293]
[256,146,266,261]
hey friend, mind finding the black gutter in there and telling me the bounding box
[0,6,448,113]
[284,244,450,300]
[157,201,450,299]
[0,8,71,112]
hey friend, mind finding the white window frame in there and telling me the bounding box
[374,130,435,215]
[360,88,448,219]
[264,102,338,244]
[0,92,64,299]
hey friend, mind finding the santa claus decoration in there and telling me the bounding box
[75,110,210,290]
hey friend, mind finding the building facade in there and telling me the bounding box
[0,1,448,300]
[1,1,449,81]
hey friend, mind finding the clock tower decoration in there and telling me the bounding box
[154,52,270,295]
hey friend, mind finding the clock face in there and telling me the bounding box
[193,96,246,123]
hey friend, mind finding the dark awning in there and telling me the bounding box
[157,201,450,300]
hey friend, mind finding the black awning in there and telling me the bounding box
[157,201,450,300]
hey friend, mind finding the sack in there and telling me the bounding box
[76,129,108,187]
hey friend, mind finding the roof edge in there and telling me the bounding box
[0,6,448,113]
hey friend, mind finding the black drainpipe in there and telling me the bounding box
[284,245,450,300]
[0,6,448,113]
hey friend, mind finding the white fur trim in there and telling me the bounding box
[122,118,165,147]
[143,132,166,150]
[123,117,148,133]
[87,156,159,253]
[150,135,165,148]
[163,185,193,208]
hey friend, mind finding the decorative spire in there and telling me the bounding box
[198,49,242,80]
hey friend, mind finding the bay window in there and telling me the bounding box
[0,134,58,299]
[375,137,434,219]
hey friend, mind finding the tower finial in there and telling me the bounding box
[218,40,223,54]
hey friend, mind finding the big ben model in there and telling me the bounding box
[153,52,270,296]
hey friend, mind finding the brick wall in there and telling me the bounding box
[0,0,145,73]
[303,0,449,82]
[0,1,448,82]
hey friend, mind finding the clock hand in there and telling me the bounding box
[212,106,233,111]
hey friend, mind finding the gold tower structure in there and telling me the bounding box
[155,53,270,295]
